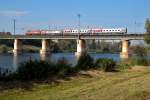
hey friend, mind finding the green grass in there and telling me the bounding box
[0,66,150,100]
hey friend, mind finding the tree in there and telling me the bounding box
[144,18,150,44]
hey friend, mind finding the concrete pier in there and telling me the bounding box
[75,39,87,59]
[120,40,129,59]
[13,39,22,55]
[40,39,50,55]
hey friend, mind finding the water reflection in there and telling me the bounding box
[0,53,121,72]
[13,54,18,71]
[40,54,51,61]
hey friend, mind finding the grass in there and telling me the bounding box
[0,66,150,100]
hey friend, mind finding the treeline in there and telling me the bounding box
[87,40,122,53]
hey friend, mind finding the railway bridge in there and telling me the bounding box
[0,34,145,59]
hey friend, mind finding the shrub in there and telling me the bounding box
[0,68,14,81]
[116,62,131,71]
[54,58,73,76]
[95,58,116,72]
[75,54,94,70]
[15,58,74,80]
[16,60,53,80]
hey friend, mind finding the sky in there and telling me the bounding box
[0,0,150,34]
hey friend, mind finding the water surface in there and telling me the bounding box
[0,53,120,72]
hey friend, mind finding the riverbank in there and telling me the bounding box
[0,66,150,100]
[0,45,41,53]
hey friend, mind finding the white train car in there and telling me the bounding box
[101,28,127,33]
[63,28,127,35]
[41,30,62,35]
[63,29,90,34]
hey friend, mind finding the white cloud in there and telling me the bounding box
[0,10,29,16]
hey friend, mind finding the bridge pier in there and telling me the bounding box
[13,39,22,55]
[75,39,87,59]
[40,39,50,55]
[120,40,129,59]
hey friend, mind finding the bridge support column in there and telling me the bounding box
[40,39,50,55]
[13,39,22,55]
[120,40,129,59]
[75,39,87,59]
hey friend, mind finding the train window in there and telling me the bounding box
[112,30,114,31]
[115,30,117,31]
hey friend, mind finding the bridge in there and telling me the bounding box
[0,34,145,59]
[0,34,144,40]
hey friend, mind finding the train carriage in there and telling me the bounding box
[26,30,41,35]
[25,28,127,35]
[41,30,62,35]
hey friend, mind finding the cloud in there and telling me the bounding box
[0,10,29,17]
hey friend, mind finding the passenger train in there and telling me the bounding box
[26,28,127,35]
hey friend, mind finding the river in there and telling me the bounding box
[0,53,120,72]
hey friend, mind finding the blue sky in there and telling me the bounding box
[0,0,150,34]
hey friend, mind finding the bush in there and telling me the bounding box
[16,60,54,80]
[95,58,116,72]
[116,62,131,71]
[0,68,14,81]
[15,58,74,80]
[75,54,94,70]
[54,58,74,76]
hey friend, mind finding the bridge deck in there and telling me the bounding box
[0,34,144,40]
